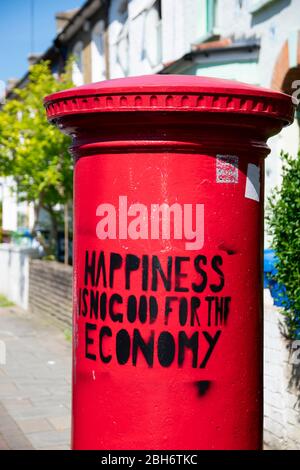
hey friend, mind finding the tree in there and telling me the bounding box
[267,151,300,339]
[0,60,73,260]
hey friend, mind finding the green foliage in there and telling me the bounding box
[64,328,72,343]
[0,294,14,308]
[267,151,300,339]
[0,60,73,236]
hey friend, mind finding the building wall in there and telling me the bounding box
[210,0,300,200]
[107,0,300,201]
[4,0,299,233]
[264,289,300,450]
[218,0,299,89]
[107,0,218,78]
[108,0,130,78]
[0,177,35,232]
[0,245,39,309]
[68,3,108,85]
[186,60,259,83]
[0,177,18,232]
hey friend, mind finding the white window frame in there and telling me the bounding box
[195,0,218,42]
[72,41,84,86]
[91,21,106,82]
[130,0,162,70]
[143,0,162,68]
[115,20,130,76]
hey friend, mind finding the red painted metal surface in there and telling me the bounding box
[45,75,294,450]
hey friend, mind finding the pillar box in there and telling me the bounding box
[44,75,294,450]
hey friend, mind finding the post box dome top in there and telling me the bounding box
[44,74,295,125]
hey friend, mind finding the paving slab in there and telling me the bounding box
[0,305,71,450]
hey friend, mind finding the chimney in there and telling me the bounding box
[28,53,42,66]
[55,9,79,33]
[6,78,19,91]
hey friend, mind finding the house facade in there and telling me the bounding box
[1,0,299,450]
[1,0,299,234]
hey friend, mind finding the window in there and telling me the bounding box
[207,0,217,33]
[72,41,84,86]
[91,21,106,82]
[196,0,217,40]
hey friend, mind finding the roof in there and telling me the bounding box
[160,37,260,74]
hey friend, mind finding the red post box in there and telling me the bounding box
[44,75,294,450]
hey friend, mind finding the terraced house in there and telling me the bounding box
[0,0,300,450]
[1,0,300,237]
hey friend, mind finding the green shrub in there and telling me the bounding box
[0,295,14,308]
[267,151,300,339]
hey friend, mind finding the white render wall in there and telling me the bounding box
[107,0,300,87]
[217,0,300,88]
[0,177,35,232]
[108,0,128,78]
[107,0,299,198]
[264,289,300,450]
[0,244,39,310]
[108,0,207,78]
[210,0,300,200]
[1,177,18,232]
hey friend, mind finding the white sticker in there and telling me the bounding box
[245,163,260,202]
[216,155,239,183]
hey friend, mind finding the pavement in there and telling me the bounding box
[0,305,71,450]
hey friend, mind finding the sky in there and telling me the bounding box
[0,0,85,84]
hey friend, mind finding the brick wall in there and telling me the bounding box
[28,260,72,329]
[264,289,300,450]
